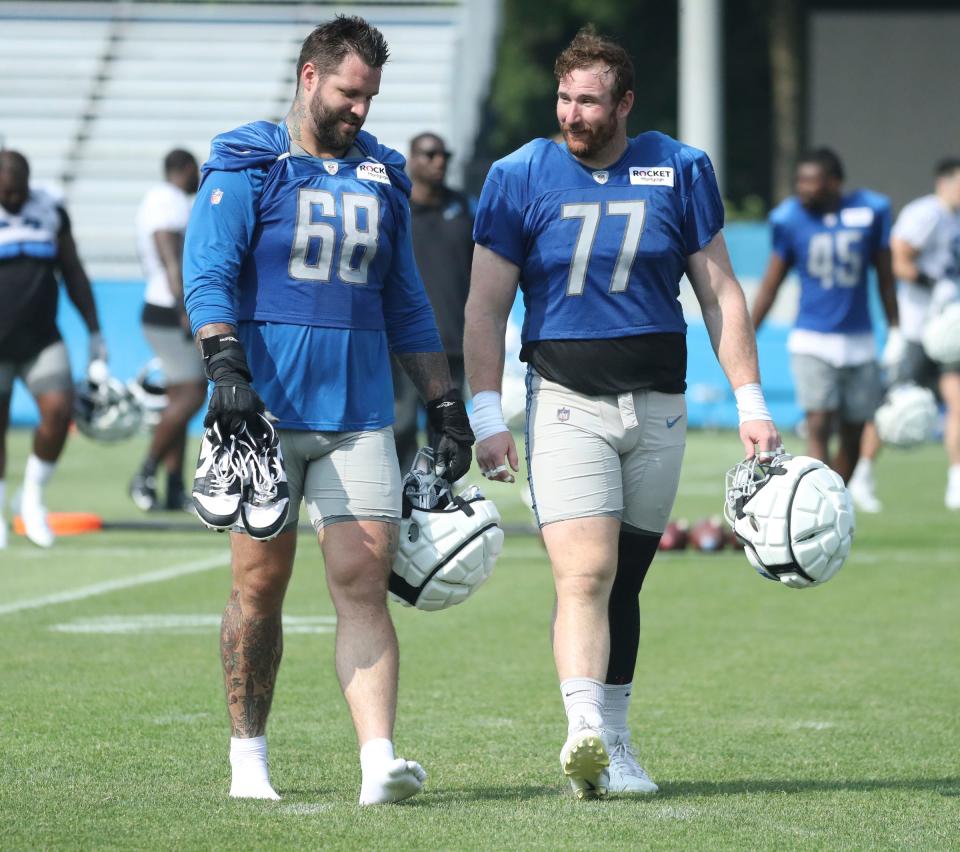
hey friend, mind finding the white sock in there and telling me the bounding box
[229,735,280,800]
[0,480,6,518]
[560,677,604,732]
[850,457,873,484]
[602,682,633,737]
[23,455,55,504]
[358,738,425,805]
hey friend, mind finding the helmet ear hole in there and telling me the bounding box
[748,515,759,533]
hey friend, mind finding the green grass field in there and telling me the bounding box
[2,428,958,850]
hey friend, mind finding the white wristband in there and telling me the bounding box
[469,390,510,442]
[734,383,772,424]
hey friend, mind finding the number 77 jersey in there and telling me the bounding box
[473,132,725,345]
[769,189,891,334]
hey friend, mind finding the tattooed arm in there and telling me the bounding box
[393,351,452,403]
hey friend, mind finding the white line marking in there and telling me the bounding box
[0,554,229,617]
[49,614,336,635]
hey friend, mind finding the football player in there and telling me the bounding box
[752,148,902,503]
[183,16,474,803]
[129,149,206,512]
[889,158,960,509]
[463,26,780,798]
[0,150,107,548]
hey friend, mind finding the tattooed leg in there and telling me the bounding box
[222,529,295,738]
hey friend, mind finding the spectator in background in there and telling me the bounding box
[888,158,960,509]
[129,149,206,512]
[0,150,107,548]
[752,148,901,490]
[392,132,474,472]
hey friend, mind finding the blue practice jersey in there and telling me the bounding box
[183,121,441,432]
[769,190,891,334]
[473,132,725,345]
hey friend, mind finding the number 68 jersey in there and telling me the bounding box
[473,132,725,346]
[184,121,441,432]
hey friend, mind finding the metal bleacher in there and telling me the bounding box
[0,1,499,280]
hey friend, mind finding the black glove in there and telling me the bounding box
[201,333,264,436]
[426,389,475,483]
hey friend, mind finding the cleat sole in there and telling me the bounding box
[562,734,609,801]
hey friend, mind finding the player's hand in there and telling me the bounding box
[881,327,907,370]
[426,390,475,482]
[201,333,265,436]
[739,419,782,461]
[475,430,519,484]
[204,380,265,436]
[88,330,108,366]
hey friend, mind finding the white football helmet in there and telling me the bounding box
[724,453,854,589]
[874,383,938,448]
[390,450,503,611]
[922,300,960,365]
[127,359,169,428]
[73,361,143,442]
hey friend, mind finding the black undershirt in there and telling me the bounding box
[0,256,61,361]
[522,333,687,396]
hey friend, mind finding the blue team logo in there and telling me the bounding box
[557,407,571,422]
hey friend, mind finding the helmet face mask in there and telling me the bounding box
[73,373,144,442]
[127,359,169,429]
[724,453,855,589]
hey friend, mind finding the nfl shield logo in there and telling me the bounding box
[557,407,570,422]
[592,170,609,185]
[210,189,223,205]
[324,161,339,175]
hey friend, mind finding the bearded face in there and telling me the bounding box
[556,65,630,163]
[309,90,364,152]
[560,106,621,160]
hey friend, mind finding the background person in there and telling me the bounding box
[889,157,960,509]
[129,149,206,512]
[751,147,901,498]
[0,150,107,549]
[464,27,780,799]
[392,131,474,473]
[184,16,473,804]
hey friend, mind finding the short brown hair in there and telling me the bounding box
[296,15,390,86]
[554,25,634,104]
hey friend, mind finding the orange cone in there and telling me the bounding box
[13,512,103,537]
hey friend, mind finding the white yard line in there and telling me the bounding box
[0,554,229,617]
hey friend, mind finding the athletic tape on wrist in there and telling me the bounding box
[734,383,772,424]
[469,390,509,442]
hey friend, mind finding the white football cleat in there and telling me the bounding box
[606,732,659,795]
[848,474,882,514]
[239,416,290,541]
[19,493,54,548]
[559,720,609,800]
[946,484,960,511]
[359,757,426,805]
[192,423,244,531]
[0,519,7,549]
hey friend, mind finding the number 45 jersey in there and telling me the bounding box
[473,132,725,346]
[769,189,891,334]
